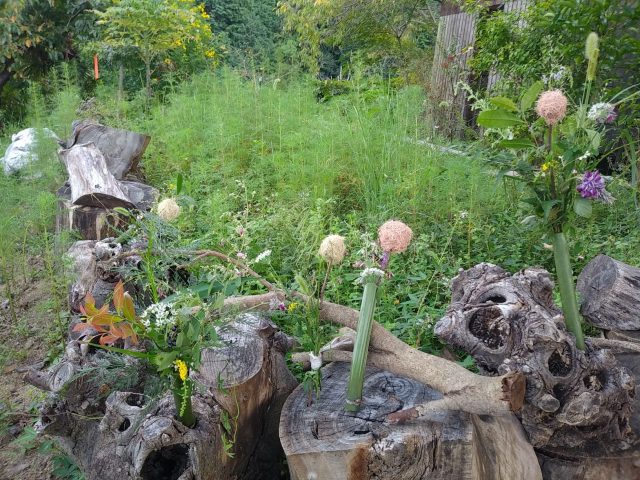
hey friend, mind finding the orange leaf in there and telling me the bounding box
[99,334,119,346]
[113,281,124,315]
[119,323,139,345]
[72,323,93,333]
[122,292,136,322]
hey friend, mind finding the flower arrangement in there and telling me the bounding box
[74,282,217,427]
[476,33,638,349]
[345,220,412,411]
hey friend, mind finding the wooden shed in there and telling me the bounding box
[428,0,529,138]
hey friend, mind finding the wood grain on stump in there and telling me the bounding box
[281,361,539,480]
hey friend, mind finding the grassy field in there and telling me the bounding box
[1,68,640,477]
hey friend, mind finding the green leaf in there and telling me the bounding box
[176,173,183,195]
[541,199,560,221]
[585,129,601,152]
[489,96,518,112]
[574,197,593,218]
[176,332,185,348]
[477,109,524,129]
[154,351,179,371]
[498,138,535,149]
[520,81,544,111]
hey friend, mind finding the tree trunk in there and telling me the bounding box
[60,143,135,209]
[434,263,639,477]
[145,61,152,99]
[56,198,128,241]
[280,362,541,480]
[118,63,125,103]
[577,254,640,331]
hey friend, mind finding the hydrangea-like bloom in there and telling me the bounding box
[378,220,413,254]
[318,234,346,265]
[577,170,613,204]
[157,198,181,221]
[535,90,568,126]
[587,102,617,124]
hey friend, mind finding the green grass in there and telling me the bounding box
[2,67,640,356]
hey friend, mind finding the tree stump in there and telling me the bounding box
[577,254,640,331]
[60,143,135,209]
[65,120,151,180]
[435,263,639,479]
[279,362,541,480]
[26,313,297,480]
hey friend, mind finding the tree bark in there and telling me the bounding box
[280,362,541,480]
[434,263,638,463]
[65,120,151,180]
[60,143,135,209]
[577,254,640,331]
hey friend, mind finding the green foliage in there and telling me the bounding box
[91,0,215,96]
[0,0,98,124]
[277,0,439,81]
[206,0,282,65]
[470,0,640,97]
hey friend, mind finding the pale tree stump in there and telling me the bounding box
[280,362,540,480]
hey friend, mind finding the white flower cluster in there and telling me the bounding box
[140,302,177,328]
[587,102,616,123]
[253,249,272,263]
[357,267,385,284]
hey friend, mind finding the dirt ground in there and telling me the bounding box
[0,260,61,480]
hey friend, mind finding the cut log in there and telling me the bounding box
[65,120,151,180]
[27,313,297,480]
[435,263,635,458]
[577,254,640,331]
[60,143,135,209]
[279,362,541,480]
[56,197,127,240]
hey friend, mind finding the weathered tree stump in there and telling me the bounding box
[435,263,639,479]
[64,120,151,180]
[60,143,135,209]
[280,362,540,480]
[577,254,640,331]
[26,313,297,480]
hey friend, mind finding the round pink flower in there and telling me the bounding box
[535,90,568,126]
[378,220,413,254]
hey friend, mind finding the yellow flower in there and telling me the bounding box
[287,302,299,313]
[541,162,552,172]
[175,359,188,381]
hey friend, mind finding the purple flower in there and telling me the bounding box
[577,171,605,199]
[577,170,614,204]
[587,103,617,124]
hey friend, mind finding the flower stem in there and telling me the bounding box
[345,280,378,412]
[552,231,585,350]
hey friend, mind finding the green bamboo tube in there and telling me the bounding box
[345,281,378,412]
[173,379,196,428]
[553,231,585,350]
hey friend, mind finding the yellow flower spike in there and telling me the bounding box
[287,302,298,313]
[175,359,188,381]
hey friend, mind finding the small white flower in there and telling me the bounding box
[357,267,385,284]
[459,210,469,219]
[253,249,272,263]
[140,302,177,329]
[309,352,322,370]
[236,252,247,260]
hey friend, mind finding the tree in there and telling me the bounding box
[206,0,282,66]
[276,0,438,78]
[92,0,214,97]
[0,0,98,113]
